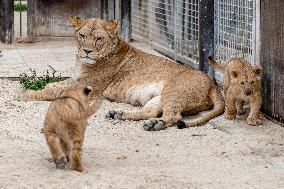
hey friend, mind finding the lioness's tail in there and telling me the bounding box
[208,56,226,70]
[186,86,225,127]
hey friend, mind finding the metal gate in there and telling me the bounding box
[131,0,259,73]
[131,0,200,68]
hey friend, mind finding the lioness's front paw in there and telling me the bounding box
[247,117,262,126]
[105,110,124,120]
[224,111,236,120]
[54,156,67,169]
[143,119,165,131]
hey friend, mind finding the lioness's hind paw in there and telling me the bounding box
[105,110,123,120]
[55,157,67,169]
[143,120,164,131]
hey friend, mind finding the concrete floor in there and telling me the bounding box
[0,40,283,188]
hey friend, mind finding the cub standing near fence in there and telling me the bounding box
[43,86,103,171]
[208,56,263,125]
[21,16,225,131]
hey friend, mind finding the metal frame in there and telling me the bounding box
[131,0,259,75]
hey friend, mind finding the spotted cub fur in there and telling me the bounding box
[43,86,103,171]
[208,56,262,125]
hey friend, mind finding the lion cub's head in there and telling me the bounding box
[62,86,93,102]
[230,66,262,96]
[69,16,120,65]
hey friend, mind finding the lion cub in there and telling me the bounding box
[43,86,103,171]
[208,56,262,125]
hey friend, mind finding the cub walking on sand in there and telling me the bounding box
[43,86,103,171]
[208,56,263,125]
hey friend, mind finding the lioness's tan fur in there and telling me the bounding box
[21,17,224,130]
[43,86,102,171]
[208,56,262,125]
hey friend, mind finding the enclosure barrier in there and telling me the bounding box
[131,0,259,73]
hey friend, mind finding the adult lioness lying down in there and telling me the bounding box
[21,16,224,131]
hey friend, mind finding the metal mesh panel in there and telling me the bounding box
[131,0,200,66]
[149,0,175,53]
[175,0,199,62]
[131,0,150,42]
[214,0,258,65]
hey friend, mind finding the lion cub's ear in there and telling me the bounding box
[69,16,82,31]
[102,20,120,37]
[231,71,239,78]
[253,65,262,76]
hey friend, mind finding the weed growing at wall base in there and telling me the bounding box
[20,70,66,91]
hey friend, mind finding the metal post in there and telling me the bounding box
[121,0,131,42]
[101,0,109,20]
[0,0,14,43]
[118,0,131,42]
[198,0,215,78]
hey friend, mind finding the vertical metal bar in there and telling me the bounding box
[198,0,215,78]
[101,0,109,20]
[115,0,131,42]
[115,0,121,20]
[0,0,14,43]
[20,0,22,37]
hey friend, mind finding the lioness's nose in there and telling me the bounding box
[83,49,93,55]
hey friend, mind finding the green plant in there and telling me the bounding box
[20,70,66,91]
[14,3,28,12]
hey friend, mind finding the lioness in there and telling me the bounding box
[21,16,224,130]
[43,86,103,171]
[208,56,262,125]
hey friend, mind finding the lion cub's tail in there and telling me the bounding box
[186,86,225,127]
[208,56,226,70]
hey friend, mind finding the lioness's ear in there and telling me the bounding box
[69,16,82,31]
[253,65,262,76]
[102,20,120,37]
[231,71,238,78]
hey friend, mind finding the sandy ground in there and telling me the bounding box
[0,41,283,188]
[0,79,283,189]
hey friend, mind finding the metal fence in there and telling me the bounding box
[131,0,259,73]
[131,0,200,68]
[214,0,259,66]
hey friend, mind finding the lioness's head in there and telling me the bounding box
[69,16,120,65]
[231,66,262,96]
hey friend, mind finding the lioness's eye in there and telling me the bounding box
[97,37,104,41]
[241,82,244,85]
[251,81,254,85]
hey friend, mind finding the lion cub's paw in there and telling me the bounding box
[73,165,85,172]
[105,110,124,120]
[247,117,262,126]
[224,111,236,120]
[54,156,67,169]
[143,119,165,131]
